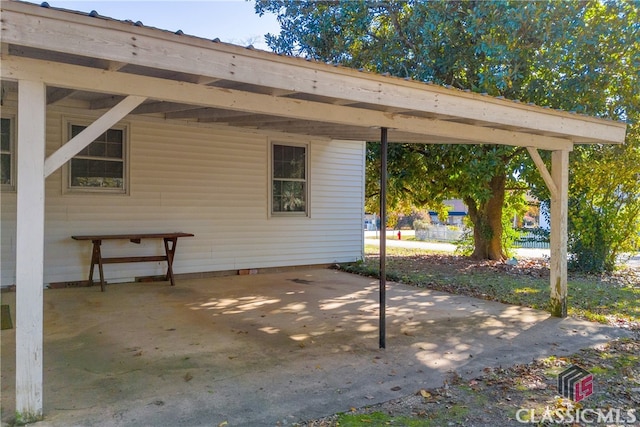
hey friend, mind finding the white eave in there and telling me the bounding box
[0,0,628,150]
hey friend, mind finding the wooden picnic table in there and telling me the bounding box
[71,232,194,291]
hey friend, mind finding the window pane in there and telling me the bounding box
[272,180,282,210]
[1,154,10,185]
[273,144,305,179]
[272,180,305,212]
[0,118,10,152]
[291,147,305,179]
[273,144,284,161]
[273,145,284,178]
[71,125,85,138]
[87,141,108,157]
[71,159,123,188]
[74,127,123,159]
[107,129,123,143]
[106,142,123,158]
[273,159,284,178]
[283,145,294,161]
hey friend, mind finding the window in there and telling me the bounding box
[68,124,127,192]
[0,117,14,189]
[272,143,307,214]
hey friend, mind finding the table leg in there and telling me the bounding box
[164,237,178,286]
[89,240,106,292]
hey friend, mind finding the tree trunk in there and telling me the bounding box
[464,174,507,261]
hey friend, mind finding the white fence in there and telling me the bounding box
[415,225,466,242]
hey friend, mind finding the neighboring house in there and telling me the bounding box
[539,201,551,231]
[364,213,378,230]
[429,199,468,226]
[0,1,626,420]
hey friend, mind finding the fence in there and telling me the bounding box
[514,230,550,249]
[415,225,465,242]
[415,226,550,248]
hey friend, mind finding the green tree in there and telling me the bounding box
[256,0,640,263]
[520,1,640,271]
[568,134,640,272]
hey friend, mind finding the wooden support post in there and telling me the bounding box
[549,150,569,317]
[15,79,46,423]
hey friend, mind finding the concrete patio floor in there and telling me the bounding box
[0,268,630,426]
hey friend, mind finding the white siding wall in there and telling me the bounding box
[0,102,365,287]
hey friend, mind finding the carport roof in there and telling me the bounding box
[0,0,627,150]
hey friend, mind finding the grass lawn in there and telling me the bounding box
[339,245,639,328]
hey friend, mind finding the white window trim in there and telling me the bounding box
[0,115,16,192]
[269,140,310,217]
[62,117,130,195]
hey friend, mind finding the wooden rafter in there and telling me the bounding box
[90,95,126,110]
[131,101,195,115]
[46,87,76,105]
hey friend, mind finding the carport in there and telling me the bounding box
[0,1,627,421]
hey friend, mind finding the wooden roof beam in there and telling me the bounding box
[106,61,127,71]
[196,76,221,85]
[2,55,575,150]
[212,115,295,125]
[165,108,251,120]
[131,101,196,115]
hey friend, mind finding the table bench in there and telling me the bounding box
[71,232,194,291]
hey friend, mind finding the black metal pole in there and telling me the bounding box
[379,128,388,349]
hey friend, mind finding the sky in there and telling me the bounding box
[34,1,282,50]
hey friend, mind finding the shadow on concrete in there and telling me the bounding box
[0,268,629,426]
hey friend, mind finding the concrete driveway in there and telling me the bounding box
[0,268,629,426]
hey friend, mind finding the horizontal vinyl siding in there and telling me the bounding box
[1,106,365,287]
[0,192,17,286]
[0,96,18,286]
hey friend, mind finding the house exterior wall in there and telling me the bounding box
[0,100,365,287]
